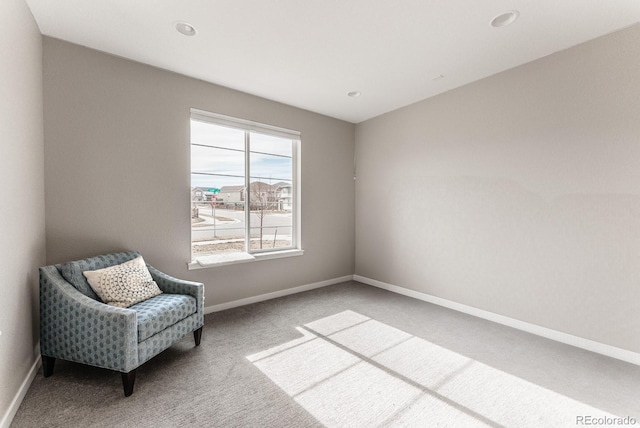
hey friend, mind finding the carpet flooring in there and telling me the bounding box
[11,281,640,427]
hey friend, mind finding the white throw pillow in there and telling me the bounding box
[82,256,162,308]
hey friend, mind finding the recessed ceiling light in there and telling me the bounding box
[175,21,197,36]
[490,10,519,28]
[347,91,361,98]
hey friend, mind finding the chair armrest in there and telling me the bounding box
[147,265,204,302]
[39,265,139,372]
[147,265,205,327]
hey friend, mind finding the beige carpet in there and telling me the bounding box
[248,310,624,427]
[11,281,640,427]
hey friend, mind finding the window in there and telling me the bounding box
[190,109,301,267]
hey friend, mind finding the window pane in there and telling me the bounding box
[191,119,245,150]
[249,152,293,182]
[249,225,293,250]
[191,121,246,256]
[250,132,293,157]
[191,111,298,260]
[248,132,294,252]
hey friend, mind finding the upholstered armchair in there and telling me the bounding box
[39,251,204,396]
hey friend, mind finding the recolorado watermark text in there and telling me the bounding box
[576,415,637,426]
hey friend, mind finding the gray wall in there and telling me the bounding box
[43,38,355,306]
[0,0,45,422]
[355,25,640,353]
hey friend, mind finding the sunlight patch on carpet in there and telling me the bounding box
[247,310,618,427]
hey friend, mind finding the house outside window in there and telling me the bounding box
[190,109,301,267]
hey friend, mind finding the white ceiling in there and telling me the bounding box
[26,0,640,124]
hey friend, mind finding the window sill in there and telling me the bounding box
[187,249,304,270]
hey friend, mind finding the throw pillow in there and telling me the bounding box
[82,256,162,308]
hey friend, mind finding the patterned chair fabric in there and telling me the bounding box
[39,251,204,396]
[133,293,197,342]
[59,252,140,301]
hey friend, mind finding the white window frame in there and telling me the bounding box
[188,109,303,269]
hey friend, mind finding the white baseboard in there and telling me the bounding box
[204,275,354,314]
[354,275,640,366]
[1,348,41,428]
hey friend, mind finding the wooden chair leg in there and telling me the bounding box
[42,356,55,377]
[193,327,203,346]
[122,370,137,397]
